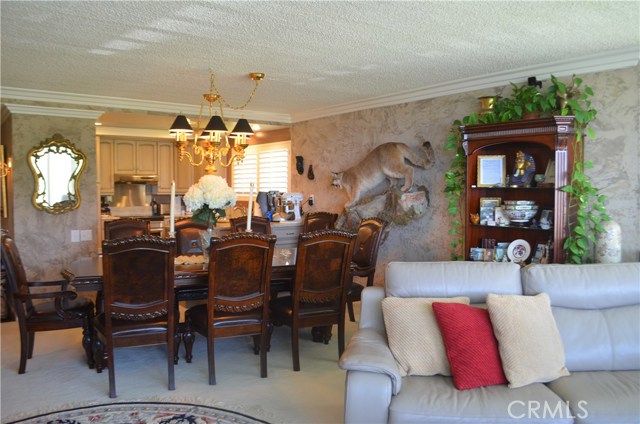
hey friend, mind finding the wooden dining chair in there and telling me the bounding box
[174,218,208,255]
[303,211,338,232]
[183,232,277,384]
[346,217,388,321]
[270,229,356,371]
[94,235,176,398]
[103,218,150,240]
[230,215,272,234]
[1,232,94,374]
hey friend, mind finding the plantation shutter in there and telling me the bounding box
[232,141,290,197]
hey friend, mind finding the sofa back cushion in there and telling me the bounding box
[385,261,522,302]
[522,263,640,371]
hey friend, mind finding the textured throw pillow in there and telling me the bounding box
[381,296,470,376]
[487,293,570,388]
[432,302,508,390]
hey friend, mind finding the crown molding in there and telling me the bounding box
[2,103,104,119]
[2,48,637,125]
[1,88,291,125]
[290,47,640,123]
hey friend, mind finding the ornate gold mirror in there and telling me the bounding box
[28,133,86,215]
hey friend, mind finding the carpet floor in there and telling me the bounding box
[1,305,360,424]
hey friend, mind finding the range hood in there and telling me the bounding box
[114,174,158,184]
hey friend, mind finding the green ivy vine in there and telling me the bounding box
[445,75,609,263]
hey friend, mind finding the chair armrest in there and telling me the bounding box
[28,279,70,290]
[339,328,402,395]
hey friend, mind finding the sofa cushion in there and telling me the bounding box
[546,371,640,424]
[385,261,522,303]
[432,302,507,390]
[487,293,569,388]
[389,375,572,423]
[521,263,640,309]
[381,296,469,376]
[522,262,640,372]
[552,305,640,371]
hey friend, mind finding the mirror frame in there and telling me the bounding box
[28,133,87,215]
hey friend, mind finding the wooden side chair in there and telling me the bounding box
[230,215,272,234]
[1,232,94,374]
[183,233,277,385]
[303,211,338,232]
[104,218,150,240]
[174,218,208,255]
[346,217,388,322]
[270,229,356,371]
[94,236,176,398]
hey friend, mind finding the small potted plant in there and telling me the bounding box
[499,82,555,120]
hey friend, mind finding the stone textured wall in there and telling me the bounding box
[5,66,638,282]
[292,66,640,284]
[9,115,98,280]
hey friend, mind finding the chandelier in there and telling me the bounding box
[169,68,265,174]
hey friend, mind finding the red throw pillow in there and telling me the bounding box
[432,302,507,390]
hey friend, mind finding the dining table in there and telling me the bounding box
[61,247,298,309]
[60,247,331,360]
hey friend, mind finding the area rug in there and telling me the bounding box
[5,401,270,424]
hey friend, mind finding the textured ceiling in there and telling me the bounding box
[1,1,639,127]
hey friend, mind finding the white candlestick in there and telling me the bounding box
[247,182,254,232]
[169,180,175,236]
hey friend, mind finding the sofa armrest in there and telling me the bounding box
[339,328,402,395]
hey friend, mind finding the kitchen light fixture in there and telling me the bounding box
[169,68,264,174]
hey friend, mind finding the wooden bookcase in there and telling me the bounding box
[462,116,577,264]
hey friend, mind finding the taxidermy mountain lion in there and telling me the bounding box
[331,141,435,208]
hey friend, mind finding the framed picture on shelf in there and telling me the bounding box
[479,197,501,208]
[479,206,495,225]
[477,155,506,187]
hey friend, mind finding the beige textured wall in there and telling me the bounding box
[292,66,640,284]
[4,67,638,282]
[9,115,98,280]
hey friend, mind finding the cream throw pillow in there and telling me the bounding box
[382,296,470,376]
[487,293,569,388]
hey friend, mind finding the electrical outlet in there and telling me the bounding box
[71,230,80,243]
[309,194,315,206]
[80,230,92,241]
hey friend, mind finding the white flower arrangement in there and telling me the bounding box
[183,175,236,226]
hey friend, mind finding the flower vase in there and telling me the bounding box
[595,219,622,263]
[199,222,217,262]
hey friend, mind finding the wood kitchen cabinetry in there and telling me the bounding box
[99,139,115,195]
[114,140,157,175]
[462,116,577,264]
[156,141,174,194]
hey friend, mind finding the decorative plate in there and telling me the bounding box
[507,239,531,263]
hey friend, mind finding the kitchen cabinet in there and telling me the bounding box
[174,155,225,194]
[99,139,114,195]
[114,140,157,175]
[271,221,303,248]
[157,141,174,194]
[462,116,576,264]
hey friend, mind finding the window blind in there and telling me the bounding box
[232,141,290,197]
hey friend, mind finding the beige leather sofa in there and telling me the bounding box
[339,261,640,423]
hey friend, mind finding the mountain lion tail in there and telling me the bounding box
[400,141,435,169]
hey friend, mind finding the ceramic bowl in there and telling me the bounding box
[504,207,538,222]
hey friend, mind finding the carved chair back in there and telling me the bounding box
[97,235,176,397]
[303,212,338,232]
[1,232,95,373]
[174,219,208,255]
[184,232,276,384]
[104,219,150,240]
[347,217,388,321]
[271,229,356,371]
[230,215,272,234]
